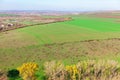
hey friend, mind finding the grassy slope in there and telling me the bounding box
[0,15,120,70]
[2,16,120,46]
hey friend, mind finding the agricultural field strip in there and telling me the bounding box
[0,15,120,69]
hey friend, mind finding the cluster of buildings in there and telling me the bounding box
[0,23,14,31]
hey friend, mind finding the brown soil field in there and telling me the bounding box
[90,12,120,19]
[95,14,120,19]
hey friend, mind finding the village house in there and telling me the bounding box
[0,24,5,31]
[7,23,14,27]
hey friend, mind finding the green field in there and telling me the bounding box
[0,15,120,79]
[1,16,120,46]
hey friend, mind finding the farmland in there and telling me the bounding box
[0,11,120,79]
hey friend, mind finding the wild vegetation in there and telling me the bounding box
[17,62,39,80]
[0,11,120,80]
[44,60,120,80]
[1,60,120,80]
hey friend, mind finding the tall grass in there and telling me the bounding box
[44,60,120,80]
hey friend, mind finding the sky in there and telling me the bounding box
[0,0,120,11]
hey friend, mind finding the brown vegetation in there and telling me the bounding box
[0,16,72,32]
[0,70,7,80]
[44,60,120,80]
[44,38,120,56]
[90,12,120,19]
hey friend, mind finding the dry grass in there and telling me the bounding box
[0,38,120,70]
[44,61,66,80]
[80,38,120,55]
[0,70,7,80]
[44,38,120,56]
[0,31,37,48]
[44,60,120,80]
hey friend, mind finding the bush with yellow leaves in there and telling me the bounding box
[66,65,79,80]
[17,62,39,80]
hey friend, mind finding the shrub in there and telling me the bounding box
[44,60,120,80]
[44,61,66,80]
[17,62,39,80]
[66,65,79,80]
[7,69,19,78]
